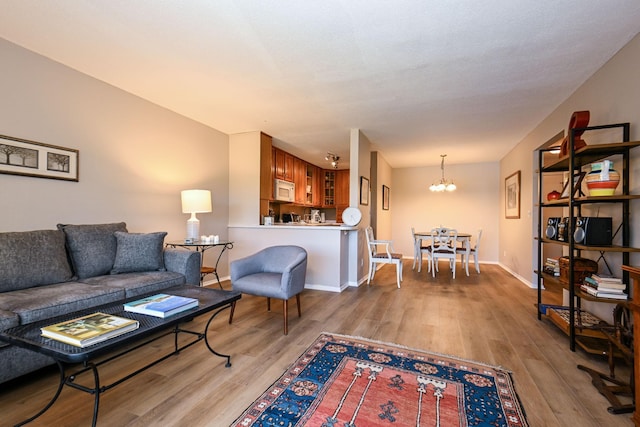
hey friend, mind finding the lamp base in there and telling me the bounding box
[186,215,200,240]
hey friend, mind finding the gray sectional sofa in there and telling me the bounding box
[0,222,201,384]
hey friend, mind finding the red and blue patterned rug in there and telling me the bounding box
[232,333,528,426]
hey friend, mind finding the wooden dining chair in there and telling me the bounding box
[429,227,458,278]
[366,226,403,288]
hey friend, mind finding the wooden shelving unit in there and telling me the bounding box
[535,122,640,351]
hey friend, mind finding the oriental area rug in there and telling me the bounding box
[232,333,528,427]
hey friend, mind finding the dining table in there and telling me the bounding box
[414,230,472,276]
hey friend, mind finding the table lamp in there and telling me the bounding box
[181,189,212,240]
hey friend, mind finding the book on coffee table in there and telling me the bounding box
[124,294,199,318]
[41,312,139,348]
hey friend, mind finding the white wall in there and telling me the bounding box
[391,162,500,262]
[372,151,393,240]
[0,38,231,276]
[349,129,372,284]
[500,32,640,287]
[228,131,261,226]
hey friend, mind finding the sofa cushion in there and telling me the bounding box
[0,230,74,292]
[81,271,186,298]
[111,231,167,274]
[0,281,125,324]
[57,222,127,279]
[0,309,20,332]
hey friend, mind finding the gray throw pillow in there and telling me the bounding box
[57,222,128,279]
[111,231,168,274]
[0,230,74,291]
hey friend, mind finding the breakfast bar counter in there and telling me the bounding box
[228,224,359,292]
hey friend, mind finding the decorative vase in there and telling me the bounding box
[585,160,620,196]
[547,190,561,201]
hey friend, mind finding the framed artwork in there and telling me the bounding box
[0,134,79,181]
[382,185,390,210]
[560,171,586,198]
[505,171,520,219]
[360,176,369,206]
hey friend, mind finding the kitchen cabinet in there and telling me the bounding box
[259,133,273,222]
[294,157,306,204]
[323,171,336,207]
[535,121,640,352]
[335,169,350,222]
[305,164,318,206]
[274,147,294,182]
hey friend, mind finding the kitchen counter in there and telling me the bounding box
[228,224,360,292]
[267,222,356,229]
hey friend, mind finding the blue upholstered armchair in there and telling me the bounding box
[229,245,307,335]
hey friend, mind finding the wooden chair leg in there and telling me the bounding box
[296,294,301,317]
[267,297,271,311]
[283,299,289,335]
[228,301,236,324]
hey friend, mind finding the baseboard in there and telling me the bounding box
[497,262,535,288]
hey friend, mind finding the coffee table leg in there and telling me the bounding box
[16,360,66,426]
[203,304,233,367]
[89,362,101,427]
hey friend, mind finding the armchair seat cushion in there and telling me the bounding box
[232,272,288,299]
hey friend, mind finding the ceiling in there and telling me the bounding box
[1,1,639,169]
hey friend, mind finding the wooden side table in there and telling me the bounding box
[166,241,234,289]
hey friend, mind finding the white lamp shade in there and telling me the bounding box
[181,189,212,214]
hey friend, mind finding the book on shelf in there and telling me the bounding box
[583,276,626,291]
[543,258,560,276]
[580,285,628,300]
[591,274,623,284]
[41,312,139,348]
[124,294,199,318]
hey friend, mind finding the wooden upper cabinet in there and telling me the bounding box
[273,147,294,182]
[323,170,336,207]
[336,169,350,206]
[260,133,273,200]
[284,153,294,182]
[294,157,306,204]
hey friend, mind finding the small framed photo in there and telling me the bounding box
[560,172,586,198]
[382,185,390,210]
[360,176,369,206]
[505,171,520,219]
[0,134,79,181]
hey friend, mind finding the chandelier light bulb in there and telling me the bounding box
[429,154,456,192]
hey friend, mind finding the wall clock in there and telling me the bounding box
[342,207,362,226]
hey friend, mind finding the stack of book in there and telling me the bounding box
[543,258,560,276]
[41,312,139,347]
[580,274,628,300]
[124,294,199,318]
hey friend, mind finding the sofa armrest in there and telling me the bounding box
[163,249,201,285]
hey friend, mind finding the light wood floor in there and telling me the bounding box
[0,262,634,426]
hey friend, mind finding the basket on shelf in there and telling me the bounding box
[559,256,598,287]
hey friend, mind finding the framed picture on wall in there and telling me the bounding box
[382,185,390,210]
[0,134,79,182]
[505,171,520,219]
[360,176,369,206]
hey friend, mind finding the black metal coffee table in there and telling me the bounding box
[0,285,241,427]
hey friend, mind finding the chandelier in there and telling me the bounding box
[429,154,457,192]
[325,152,340,169]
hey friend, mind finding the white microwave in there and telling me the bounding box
[274,179,295,202]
